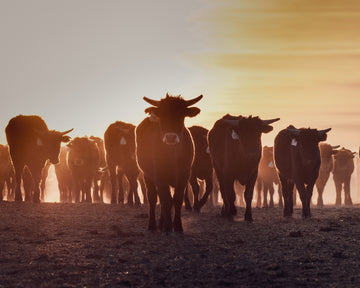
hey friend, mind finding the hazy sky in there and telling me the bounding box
[1,0,360,151]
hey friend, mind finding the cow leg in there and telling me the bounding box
[296,182,313,218]
[198,176,213,210]
[108,164,118,204]
[84,179,92,203]
[224,176,236,217]
[173,184,186,232]
[244,176,256,222]
[92,179,100,203]
[277,183,283,208]
[0,181,4,201]
[334,179,342,206]
[344,179,353,206]
[263,184,269,208]
[158,185,173,233]
[118,172,125,205]
[269,184,275,208]
[256,179,262,208]
[138,173,148,204]
[128,172,141,206]
[279,175,294,217]
[144,176,157,231]
[190,177,200,212]
[184,183,192,211]
[29,168,42,203]
[316,185,324,207]
[13,163,24,202]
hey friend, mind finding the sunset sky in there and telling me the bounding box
[1,0,360,153]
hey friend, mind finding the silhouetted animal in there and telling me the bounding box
[67,137,100,203]
[55,146,73,202]
[40,160,51,202]
[136,93,203,232]
[315,143,339,206]
[208,114,279,221]
[332,147,355,206]
[0,144,15,201]
[184,126,213,212]
[89,136,107,203]
[274,125,331,218]
[104,121,143,205]
[5,115,73,202]
[256,146,282,208]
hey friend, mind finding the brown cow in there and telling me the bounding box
[5,115,73,202]
[315,143,340,206]
[67,137,100,203]
[332,147,355,206]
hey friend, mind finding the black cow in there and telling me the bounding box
[315,143,339,206]
[104,121,143,205]
[184,126,213,212]
[136,93,203,232]
[274,125,331,218]
[208,114,279,221]
[332,147,355,206]
[5,115,73,202]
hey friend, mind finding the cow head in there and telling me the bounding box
[287,126,331,166]
[143,93,203,145]
[35,128,73,164]
[333,147,356,165]
[319,143,340,159]
[223,116,279,159]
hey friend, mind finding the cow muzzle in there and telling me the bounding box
[162,133,180,145]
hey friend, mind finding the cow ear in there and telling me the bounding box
[261,125,273,134]
[62,135,71,143]
[318,133,327,142]
[186,107,200,118]
[332,150,339,155]
[145,107,158,115]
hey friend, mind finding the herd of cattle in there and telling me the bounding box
[0,94,357,232]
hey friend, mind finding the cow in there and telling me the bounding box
[0,144,15,201]
[89,136,107,203]
[136,93,203,232]
[256,146,282,208]
[104,121,144,205]
[332,147,355,206]
[315,143,340,206]
[183,126,213,212]
[274,125,331,218]
[67,137,100,203]
[5,115,73,202]
[208,114,279,221]
[55,146,73,202]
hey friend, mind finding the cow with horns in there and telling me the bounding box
[136,93,203,232]
[5,115,73,202]
[274,125,331,218]
[208,114,280,221]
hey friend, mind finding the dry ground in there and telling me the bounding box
[1,200,360,287]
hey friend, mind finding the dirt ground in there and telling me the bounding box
[1,200,360,288]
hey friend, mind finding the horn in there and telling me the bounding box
[331,145,340,150]
[262,118,280,125]
[61,128,74,135]
[143,97,160,107]
[222,119,239,128]
[318,128,331,134]
[185,95,203,107]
